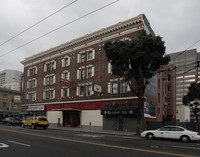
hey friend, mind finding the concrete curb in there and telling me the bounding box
[48,126,137,137]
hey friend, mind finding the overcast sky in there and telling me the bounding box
[0,0,200,72]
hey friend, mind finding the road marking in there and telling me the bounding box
[0,143,9,148]
[7,140,31,147]
[0,128,197,157]
[172,146,200,150]
[76,134,105,138]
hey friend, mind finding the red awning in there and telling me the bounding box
[52,108,81,111]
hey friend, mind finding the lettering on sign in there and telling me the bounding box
[27,105,44,111]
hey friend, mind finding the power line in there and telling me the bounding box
[170,39,200,60]
[0,0,119,58]
[0,0,78,47]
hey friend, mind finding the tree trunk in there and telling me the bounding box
[136,98,144,135]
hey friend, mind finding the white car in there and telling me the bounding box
[141,126,200,142]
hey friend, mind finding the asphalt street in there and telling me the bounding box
[0,125,200,157]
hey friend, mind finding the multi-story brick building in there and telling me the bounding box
[157,65,176,123]
[21,14,159,132]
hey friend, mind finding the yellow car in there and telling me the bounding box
[22,116,49,129]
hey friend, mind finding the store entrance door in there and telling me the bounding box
[116,116,126,131]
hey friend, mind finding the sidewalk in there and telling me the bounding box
[49,125,137,137]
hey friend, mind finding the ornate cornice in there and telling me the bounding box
[21,14,152,65]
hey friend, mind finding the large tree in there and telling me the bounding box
[183,82,200,125]
[104,30,170,134]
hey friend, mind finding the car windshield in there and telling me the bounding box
[39,118,47,121]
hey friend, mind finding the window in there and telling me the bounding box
[61,88,69,98]
[33,79,37,88]
[46,63,51,72]
[80,54,86,63]
[43,90,55,100]
[44,61,56,72]
[62,72,70,80]
[80,69,85,80]
[78,49,95,63]
[77,86,84,97]
[159,127,170,131]
[44,77,50,86]
[50,75,55,85]
[3,102,6,107]
[50,90,54,99]
[120,82,129,93]
[44,75,55,86]
[108,82,118,94]
[80,86,84,96]
[86,85,93,96]
[27,80,32,89]
[62,57,70,67]
[29,68,33,76]
[87,67,92,78]
[27,79,37,88]
[87,51,93,60]
[27,67,37,76]
[51,62,56,70]
[27,93,36,101]
[112,82,118,94]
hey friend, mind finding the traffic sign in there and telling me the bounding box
[21,99,30,102]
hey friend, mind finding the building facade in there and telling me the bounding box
[168,49,199,122]
[0,69,22,91]
[21,14,159,131]
[0,87,22,119]
[157,65,176,123]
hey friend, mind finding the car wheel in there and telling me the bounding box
[180,135,190,143]
[146,133,154,140]
[32,124,36,129]
[43,126,47,130]
[22,123,25,128]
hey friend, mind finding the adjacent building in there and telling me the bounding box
[0,69,22,91]
[0,87,22,119]
[157,65,176,123]
[168,49,199,122]
[21,14,160,132]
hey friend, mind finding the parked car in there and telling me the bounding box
[22,116,49,129]
[1,117,22,126]
[141,126,200,142]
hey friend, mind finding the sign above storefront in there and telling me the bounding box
[101,109,134,116]
[27,105,44,111]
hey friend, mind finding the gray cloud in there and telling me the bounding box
[0,0,200,71]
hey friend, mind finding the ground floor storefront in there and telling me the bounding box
[22,97,157,132]
[0,110,21,119]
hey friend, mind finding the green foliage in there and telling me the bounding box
[104,30,170,98]
[183,82,200,123]
[183,82,200,104]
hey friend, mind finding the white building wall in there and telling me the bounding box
[81,110,103,126]
[176,105,190,122]
[0,69,22,91]
[47,111,63,124]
